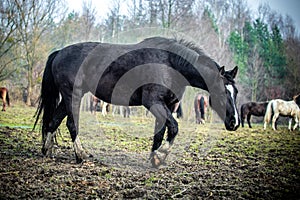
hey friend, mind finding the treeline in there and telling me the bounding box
[1,0,299,106]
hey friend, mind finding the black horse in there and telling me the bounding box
[34,37,239,167]
[240,101,268,128]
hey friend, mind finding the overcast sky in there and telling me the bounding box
[66,0,300,32]
[247,0,300,31]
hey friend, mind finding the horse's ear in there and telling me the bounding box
[230,66,238,79]
[219,66,225,76]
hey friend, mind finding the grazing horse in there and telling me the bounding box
[112,105,130,118]
[194,94,209,124]
[263,99,300,131]
[240,101,268,128]
[90,95,110,116]
[34,37,239,167]
[90,95,100,114]
[0,87,10,111]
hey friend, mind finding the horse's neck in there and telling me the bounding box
[172,60,218,91]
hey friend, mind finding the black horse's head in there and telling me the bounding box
[220,66,240,131]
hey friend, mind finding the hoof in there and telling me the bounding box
[75,150,90,163]
[42,132,55,157]
[149,151,169,168]
[41,147,47,156]
[158,141,172,155]
[76,155,84,164]
[150,152,161,168]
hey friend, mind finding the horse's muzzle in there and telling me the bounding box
[225,119,239,131]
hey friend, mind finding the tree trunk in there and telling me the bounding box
[26,66,33,106]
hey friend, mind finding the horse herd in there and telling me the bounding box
[88,92,300,132]
[2,86,298,132]
[241,94,300,131]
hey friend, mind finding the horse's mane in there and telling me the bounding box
[176,38,222,70]
[140,37,226,81]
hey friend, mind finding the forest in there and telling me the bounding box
[1,0,299,106]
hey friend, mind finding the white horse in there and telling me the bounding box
[263,99,300,131]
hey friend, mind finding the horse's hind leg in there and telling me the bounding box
[247,114,252,128]
[292,116,299,131]
[42,101,67,156]
[241,116,244,127]
[1,93,6,111]
[272,113,279,130]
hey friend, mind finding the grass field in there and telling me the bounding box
[0,103,299,199]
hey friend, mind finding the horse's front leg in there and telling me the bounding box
[66,92,90,163]
[148,103,177,168]
[292,116,299,131]
[2,101,6,111]
[158,113,178,156]
[150,118,167,167]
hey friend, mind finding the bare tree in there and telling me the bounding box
[81,0,97,41]
[106,0,121,41]
[247,45,265,101]
[12,0,63,105]
[284,36,300,97]
[0,0,20,81]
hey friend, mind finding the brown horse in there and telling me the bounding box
[0,87,10,111]
[90,95,110,116]
[240,101,268,128]
[194,94,208,124]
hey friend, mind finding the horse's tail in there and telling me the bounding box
[6,88,10,106]
[33,50,60,135]
[264,100,273,124]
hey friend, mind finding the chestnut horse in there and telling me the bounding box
[240,101,268,128]
[0,87,10,111]
[194,94,209,124]
[90,95,110,116]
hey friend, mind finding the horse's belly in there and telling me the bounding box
[93,84,143,106]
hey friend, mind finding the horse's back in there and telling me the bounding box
[52,42,100,72]
[273,99,299,116]
[49,38,179,106]
[241,101,267,116]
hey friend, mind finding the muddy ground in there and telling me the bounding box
[0,104,299,199]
